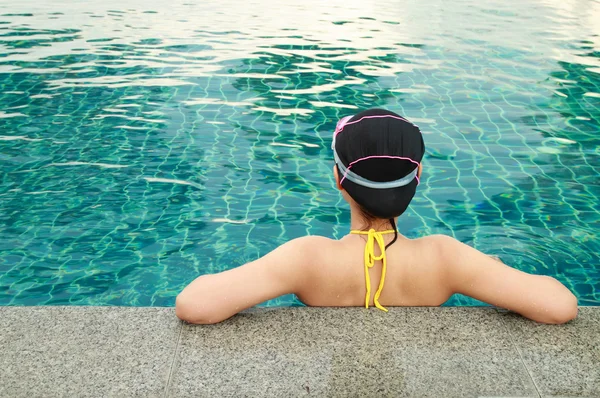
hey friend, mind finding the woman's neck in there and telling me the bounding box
[349,209,398,232]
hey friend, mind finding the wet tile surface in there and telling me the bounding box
[0,306,181,398]
[170,307,538,398]
[501,308,600,398]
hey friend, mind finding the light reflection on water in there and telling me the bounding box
[0,0,598,306]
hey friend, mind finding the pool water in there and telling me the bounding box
[0,0,599,307]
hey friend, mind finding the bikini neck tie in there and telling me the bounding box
[350,229,395,312]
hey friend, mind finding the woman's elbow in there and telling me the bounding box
[175,293,220,325]
[544,291,578,324]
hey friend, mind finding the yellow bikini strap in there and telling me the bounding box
[350,229,396,312]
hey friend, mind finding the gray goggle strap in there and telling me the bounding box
[333,149,418,189]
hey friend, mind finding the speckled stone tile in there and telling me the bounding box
[169,307,538,398]
[0,306,182,398]
[500,307,600,398]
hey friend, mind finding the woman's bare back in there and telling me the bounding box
[296,234,452,308]
[176,232,577,325]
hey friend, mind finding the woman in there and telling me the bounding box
[176,108,577,325]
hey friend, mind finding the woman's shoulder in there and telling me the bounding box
[285,235,340,259]
[385,233,447,252]
[284,234,348,263]
[275,235,339,257]
[286,234,336,247]
[410,233,456,250]
[393,234,455,272]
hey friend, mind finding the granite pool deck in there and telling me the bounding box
[0,307,598,398]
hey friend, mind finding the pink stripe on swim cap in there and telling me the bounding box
[334,114,419,137]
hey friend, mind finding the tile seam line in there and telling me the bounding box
[164,319,184,398]
[497,310,542,398]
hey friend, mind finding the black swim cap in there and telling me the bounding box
[332,108,425,219]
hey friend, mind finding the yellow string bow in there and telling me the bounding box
[350,229,395,312]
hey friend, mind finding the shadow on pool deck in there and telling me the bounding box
[0,307,598,398]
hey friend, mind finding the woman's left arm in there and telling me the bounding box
[175,236,319,324]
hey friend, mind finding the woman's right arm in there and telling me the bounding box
[435,235,578,324]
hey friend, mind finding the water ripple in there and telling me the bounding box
[0,0,598,306]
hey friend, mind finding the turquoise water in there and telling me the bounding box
[0,0,599,307]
